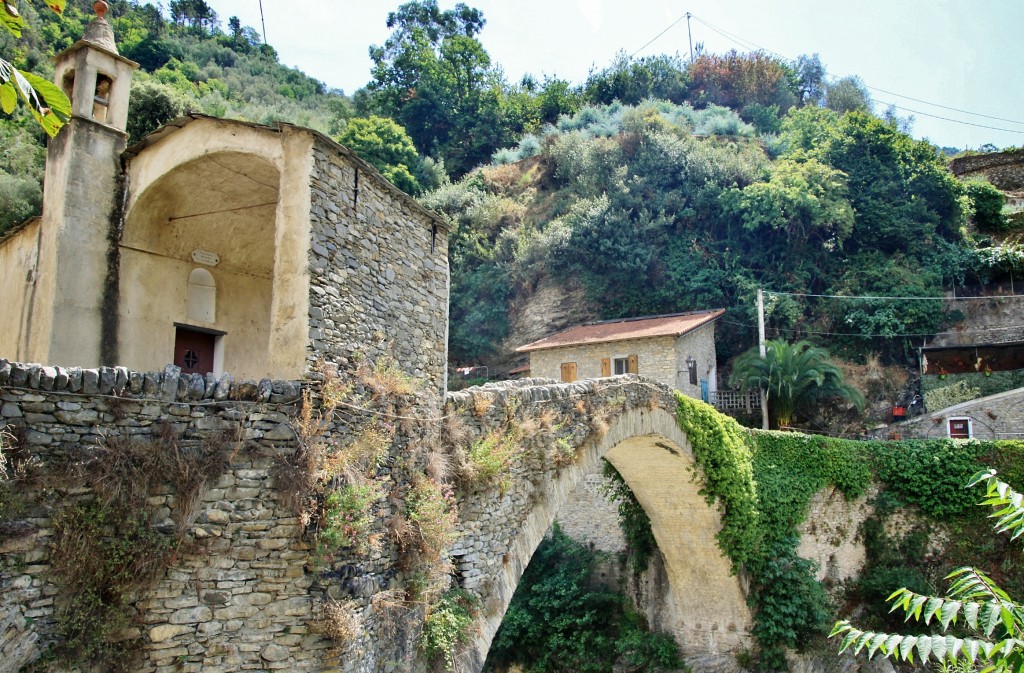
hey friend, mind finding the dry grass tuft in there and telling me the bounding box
[312,598,361,650]
[471,393,494,417]
[442,414,471,449]
[425,449,454,483]
[323,425,392,484]
[589,415,610,441]
[538,408,559,431]
[357,355,418,398]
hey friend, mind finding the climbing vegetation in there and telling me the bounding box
[600,460,657,574]
[670,395,1024,670]
[43,425,240,668]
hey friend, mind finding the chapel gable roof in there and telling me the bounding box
[123,114,446,230]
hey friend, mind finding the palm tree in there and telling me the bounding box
[729,339,864,429]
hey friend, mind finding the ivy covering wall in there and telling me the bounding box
[673,393,1024,670]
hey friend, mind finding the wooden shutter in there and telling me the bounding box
[601,358,611,377]
[627,354,638,374]
[560,362,577,383]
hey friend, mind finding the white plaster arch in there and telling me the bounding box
[124,118,285,216]
[467,404,753,671]
[114,119,316,378]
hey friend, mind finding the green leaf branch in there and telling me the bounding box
[2,0,71,136]
[831,470,1024,673]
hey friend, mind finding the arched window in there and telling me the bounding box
[187,268,216,323]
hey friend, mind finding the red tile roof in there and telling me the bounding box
[516,309,725,353]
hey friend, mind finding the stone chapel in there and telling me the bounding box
[0,6,450,390]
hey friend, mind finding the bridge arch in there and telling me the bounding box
[454,380,754,671]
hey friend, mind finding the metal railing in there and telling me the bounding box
[708,389,761,413]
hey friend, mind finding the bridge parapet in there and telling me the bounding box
[950,148,1024,191]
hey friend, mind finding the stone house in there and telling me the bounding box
[0,8,449,391]
[516,309,724,400]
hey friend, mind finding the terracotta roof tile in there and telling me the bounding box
[516,309,725,352]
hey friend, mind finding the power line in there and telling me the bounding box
[866,86,1024,127]
[629,12,689,59]
[723,319,1024,340]
[870,99,1024,136]
[765,290,1024,301]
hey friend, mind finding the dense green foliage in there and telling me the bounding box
[426,93,987,362]
[601,460,657,573]
[729,340,865,428]
[669,395,1024,670]
[486,525,682,673]
[833,470,1024,673]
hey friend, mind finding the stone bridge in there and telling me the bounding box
[950,148,1024,192]
[0,360,861,673]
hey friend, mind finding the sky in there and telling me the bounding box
[207,0,1024,151]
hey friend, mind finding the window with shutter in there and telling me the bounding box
[627,354,638,374]
[948,418,972,439]
[560,362,577,382]
[601,358,611,377]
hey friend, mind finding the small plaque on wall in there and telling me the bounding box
[191,249,220,266]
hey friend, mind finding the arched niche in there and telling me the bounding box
[187,268,216,324]
[117,150,281,379]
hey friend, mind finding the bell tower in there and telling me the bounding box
[28,0,138,367]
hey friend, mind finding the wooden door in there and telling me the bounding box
[560,362,577,383]
[174,328,215,375]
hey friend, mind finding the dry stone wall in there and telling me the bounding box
[0,358,448,673]
[307,141,449,391]
[2,360,896,673]
[950,149,1024,191]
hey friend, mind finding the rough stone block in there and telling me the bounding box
[81,368,100,394]
[161,364,182,401]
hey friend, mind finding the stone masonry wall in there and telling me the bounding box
[306,140,449,391]
[950,149,1024,191]
[893,386,1024,439]
[0,358,451,673]
[3,358,903,673]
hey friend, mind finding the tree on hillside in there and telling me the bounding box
[823,75,871,114]
[366,0,529,176]
[583,52,690,106]
[832,469,1024,673]
[168,0,217,33]
[794,53,826,106]
[336,115,423,194]
[813,111,965,256]
[1,0,71,136]
[729,340,864,428]
[687,50,798,114]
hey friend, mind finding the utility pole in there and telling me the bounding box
[686,12,694,63]
[259,0,267,44]
[757,288,769,430]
